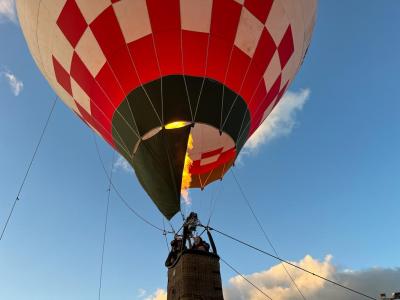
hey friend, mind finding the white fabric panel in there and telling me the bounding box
[233,0,244,4]
[43,0,67,19]
[265,0,289,45]
[280,54,296,90]
[301,0,317,57]
[75,0,111,24]
[234,8,264,57]
[180,0,213,33]
[263,51,281,92]
[71,78,91,114]
[280,0,305,77]
[43,0,70,73]
[75,28,106,76]
[301,0,318,33]
[16,0,45,78]
[37,3,69,94]
[189,123,234,161]
[113,0,152,43]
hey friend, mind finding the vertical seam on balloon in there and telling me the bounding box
[235,75,264,147]
[193,33,212,121]
[150,32,164,125]
[123,40,163,126]
[219,0,244,131]
[197,173,203,189]
[220,39,263,134]
[202,166,215,189]
[125,53,163,127]
[221,162,227,180]
[179,29,195,123]
[34,0,52,83]
[219,45,235,132]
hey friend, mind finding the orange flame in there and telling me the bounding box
[181,134,193,204]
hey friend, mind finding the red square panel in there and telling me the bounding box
[90,6,126,59]
[206,36,232,82]
[241,62,264,103]
[278,26,294,69]
[252,28,276,72]
[129,35,161,85]
[244,0,273,23]
[248,79,266,115]
[96,63,126,108]
[57,0,87,47]
[146,0,180,32]
[225,47,251,94]
[153,31,182,75]
[210,0,242,44]
[52,56,72,95]
[182,30,209,77]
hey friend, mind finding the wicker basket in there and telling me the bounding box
[167,250,224,300]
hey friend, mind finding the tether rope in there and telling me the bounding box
[0,98,57,242]
[231,169,307,300]
[220,256,273,300]
[206,226,379,300]
[97,152,115,300]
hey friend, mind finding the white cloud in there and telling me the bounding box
[224,255,400,300]
[113,155,133,173]
[1,70,23,96]
[144,288,167,300]
[0,0,16,23]
[148,255,400,300]
[243,89,310,154]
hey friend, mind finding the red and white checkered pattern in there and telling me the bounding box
[17,0,317,174]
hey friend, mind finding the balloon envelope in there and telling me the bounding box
[17,0,317,219]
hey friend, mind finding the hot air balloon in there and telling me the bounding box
[16,0,316,223]
[17,0,317,298]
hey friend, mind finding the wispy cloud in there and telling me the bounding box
[137,288,147,298]
[243,89,310,154]
[148,255,400,300]
[0,0,16,23]
[113,155,133,173]
[1,70,23,96]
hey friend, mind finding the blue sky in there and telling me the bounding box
[1,1,400,299]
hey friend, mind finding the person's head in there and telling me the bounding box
[194,236,202,245]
